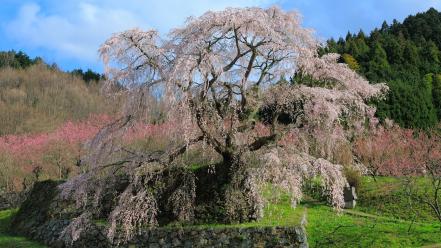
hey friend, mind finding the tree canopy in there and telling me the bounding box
[40,7,389,243]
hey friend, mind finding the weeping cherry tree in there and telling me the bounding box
[56,6,387,242]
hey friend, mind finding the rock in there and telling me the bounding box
[343,186,357,209]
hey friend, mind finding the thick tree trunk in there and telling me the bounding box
[221,152,242,178]
[219,151,263,223]
[193,150,262,224]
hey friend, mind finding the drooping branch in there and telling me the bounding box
[96,6,389,213]
[248,134,278,151]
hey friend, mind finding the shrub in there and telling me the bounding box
[343,165,362,189]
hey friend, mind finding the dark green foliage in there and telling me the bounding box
[0,51,40,69]
[192,164,231,223]
[326,8,441,128]
[71,69,104,84]
[0,209,46,248]
[192,162,260,225]
[433,74,441,119]
[0,50,103,84]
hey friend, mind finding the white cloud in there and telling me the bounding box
[5,0,281,65]
[7,2,143,63]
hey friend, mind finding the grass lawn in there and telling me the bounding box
[306,203,441,248]
[357,176,438,222]
[305,176,441,247]
[0,209,46,248]
[186,178,441,247]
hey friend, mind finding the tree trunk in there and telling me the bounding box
[221,152,242,177]
[220,151,263,223]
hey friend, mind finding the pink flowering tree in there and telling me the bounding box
[354,124,439,178]
[51,6,387,242]
[354,123,441,224]
[399,128,441,224]
[0,114,112,190]
[353,124,414,179]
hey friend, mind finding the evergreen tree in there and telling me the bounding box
[341,54,360,71]
[325,8,441,128]
[433,74,441,119]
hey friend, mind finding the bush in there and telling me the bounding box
[343,165,362,189]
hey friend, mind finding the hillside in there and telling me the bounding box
[324,7,441,129]
[0,52,118,191]
[0,51,111,135]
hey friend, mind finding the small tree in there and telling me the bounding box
[356,123,441,225]
[353,124,416,179]
[403,131,441,224]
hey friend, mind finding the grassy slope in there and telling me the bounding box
[357,177,437,221]
[0,209,45,248]
[306,204,441,248]
[187,178,441,247]
[306,176,441,248]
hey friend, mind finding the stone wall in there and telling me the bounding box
[42,224,308,248]
[125,226,308,248]
[12,180,308,248]
[0,191,25,210]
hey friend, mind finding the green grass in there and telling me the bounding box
[0,209,46,248]
[189,177,441,247]
[190,203,304,229]
[357,176,437,221]
[178,187,305,229]
[170,177,441,248]
[305,176,441,247]
[306,203,441,248]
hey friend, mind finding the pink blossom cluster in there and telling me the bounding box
[354,124,441,177]
[0,115,112,160]
[0,114,179,190]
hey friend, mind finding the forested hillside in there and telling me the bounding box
[324,8,441,128]
[0,51,111,135]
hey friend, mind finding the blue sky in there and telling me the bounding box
[1,0,440,72]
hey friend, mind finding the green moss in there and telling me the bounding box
[93,219,109,227]
[0,209,46,248]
